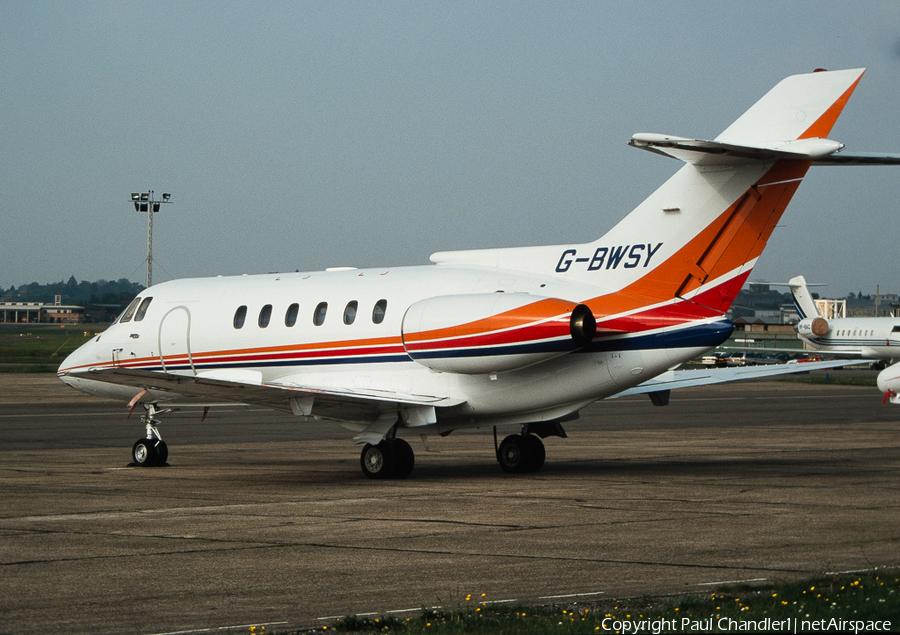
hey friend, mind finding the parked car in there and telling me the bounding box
[788,353,825,364]
[726,351,778,366]
[701,351,730,366]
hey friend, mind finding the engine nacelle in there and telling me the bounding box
[796,316,829,338]
[401,293,596,374]
[877,361,900,404]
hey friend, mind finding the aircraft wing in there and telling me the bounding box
[720,345,870,358]
[616,359,870,397]
[70,367,464,422]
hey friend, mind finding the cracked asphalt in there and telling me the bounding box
[0,373,897,634]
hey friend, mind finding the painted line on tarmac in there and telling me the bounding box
[150,621,288,635]
[385,606,441,615]
[697,577,768,586]
[539,591,605,599]
[317,599,521,622]
[317,612,379,621]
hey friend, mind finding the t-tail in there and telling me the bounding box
[788,275,820,320]
[434,68,871,332]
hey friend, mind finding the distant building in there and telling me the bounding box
[0,297,85,324]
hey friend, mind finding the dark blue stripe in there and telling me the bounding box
[585,319,734,354]
[408,338,572,361]
[138,320,734,373]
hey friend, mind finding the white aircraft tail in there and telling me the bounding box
[788,275,821,319]
[433,69,866,321]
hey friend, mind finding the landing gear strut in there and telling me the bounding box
[132,403,170,467]
[360,438,415,479]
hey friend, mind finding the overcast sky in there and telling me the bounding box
[3,1,899,299]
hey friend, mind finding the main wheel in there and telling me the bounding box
[523,434,545,472]
[497,434,528,473]
[393,438,415,479]
[132,438,163,467]
[360,441,397,479]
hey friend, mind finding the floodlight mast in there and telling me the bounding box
[130,190,172,288]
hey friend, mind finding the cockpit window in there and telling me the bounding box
[134,297,153,322]
[119,297,142,323]
[233,305,247,329]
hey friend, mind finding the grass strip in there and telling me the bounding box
[0,326,102,372]
[281,570,898,634]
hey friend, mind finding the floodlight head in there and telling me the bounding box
[140,193,148,201]
[131,193,140,200]
[162,193,170,201]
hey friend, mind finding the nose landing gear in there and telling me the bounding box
[131,403,170,467]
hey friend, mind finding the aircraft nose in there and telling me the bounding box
[876,361,900,394]
[57,336,98,376]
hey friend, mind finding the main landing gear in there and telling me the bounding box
[131,403,170,467]
[495,422,565,473]
[496,433,545,473]
[360,438,415,479]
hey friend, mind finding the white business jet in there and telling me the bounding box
[58,68,900,478]
[790,275,900,362]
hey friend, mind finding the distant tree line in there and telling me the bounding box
[1,277,144,308]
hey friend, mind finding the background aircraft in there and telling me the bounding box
[58,68,900,478]
[790,274,900,364]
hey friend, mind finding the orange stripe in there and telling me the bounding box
[585,160,810,318]
[799,72,864,139]
[401,297,576,344]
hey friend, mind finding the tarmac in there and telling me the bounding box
[0,372,897,634]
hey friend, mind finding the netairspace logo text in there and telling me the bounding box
[599,616,892,634]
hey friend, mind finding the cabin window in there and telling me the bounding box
[285,303,299,327]
[372,299,387,324]
[258,304,272,328]
[134,297,153,322]
[313,302,328,326]
[233,305,247,329]
[343,300,358,325]
[119,297,141,323]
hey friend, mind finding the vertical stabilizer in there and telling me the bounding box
[430,68,868,328]
[789,275,820,319]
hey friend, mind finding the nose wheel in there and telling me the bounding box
[131,403,171,467]
[132,437,168,466]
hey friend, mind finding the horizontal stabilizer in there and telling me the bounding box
[629,134,845,165]
[812,153,900,165]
